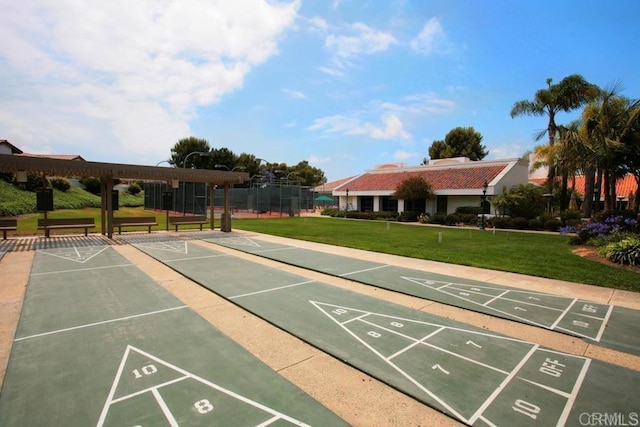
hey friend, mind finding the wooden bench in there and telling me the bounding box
[0,218,18,239]
[112,216,158,234]
[169,215,209,231]
[37,218,95,238]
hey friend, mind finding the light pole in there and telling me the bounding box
[480,181,488,230]
[345,188,349,217]
[183,151,209,168]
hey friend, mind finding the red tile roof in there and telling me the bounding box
[335,164,508,192]
[529,175,637,199]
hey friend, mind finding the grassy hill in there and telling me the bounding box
[0,179,143,217]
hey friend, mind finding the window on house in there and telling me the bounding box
[381,196,398,212]
[360,196,373,212]
[436,195,448,213]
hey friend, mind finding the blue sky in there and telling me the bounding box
[1,1,638,182]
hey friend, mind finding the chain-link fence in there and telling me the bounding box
[144,181,316,216]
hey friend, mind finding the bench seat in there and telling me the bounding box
[37,218,95,237]
[0,218,18,239]
[112,217,158,234]
[169,215,208,231]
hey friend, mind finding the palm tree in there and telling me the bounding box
[582,83,640,211]
[511,75,598,192]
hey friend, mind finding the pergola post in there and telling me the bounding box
[221,183,232,232]
[209,182,216,230]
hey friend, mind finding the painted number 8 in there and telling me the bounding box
[194,399,214,415]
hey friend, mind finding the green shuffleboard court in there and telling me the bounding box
[205,234,640,357]
[0,243,347,426]
[128,235,640,427]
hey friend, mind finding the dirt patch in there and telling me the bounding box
[573,245,640,274]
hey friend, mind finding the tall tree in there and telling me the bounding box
[429,127,488,160]
[582,83,640,211]
[510,75,599,192]
[170,137,212,168]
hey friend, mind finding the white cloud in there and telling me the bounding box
[0,0,299,163]
[308,154,331,164]
[283,89,307,100]
[393,150,420,162]
[377,93,456,116]
[308,113,410,141]
[322,22,396,76]
[410,17,449,55]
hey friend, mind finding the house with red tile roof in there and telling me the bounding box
[322,157,528,215]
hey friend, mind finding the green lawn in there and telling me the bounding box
[232,217,640,291]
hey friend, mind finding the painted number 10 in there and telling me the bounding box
[512,399,540,420]
[132,364,158,379]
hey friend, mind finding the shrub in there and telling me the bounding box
[49,177,71,192]
[427,213,447,225]
[445,213,461,226]
[529,219,543,230]
[458,213,478,225]
[601,236,640,265]
[575,214,639,243]
[455,206,482,215]
[398,211,419,222]
[80,176,102,195]
[127,182,142,195]
[488,216,511,229]
[544,218,562,231]
[510,217,529,230]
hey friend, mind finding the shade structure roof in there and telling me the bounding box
[315,194,335,202]
[0,154,249,185]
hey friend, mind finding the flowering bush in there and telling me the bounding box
[575,214,639,244]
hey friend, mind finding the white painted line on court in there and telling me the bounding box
[37,245,110,263]
[482,290,510,307]
[229,280,316,299]
[595,304,614,342]
[557,358,591,426]
[339,264,390,277]
[468,345,539,425]
[98,345,312,427]
[30,263,135,276]
[164,253,230,262]
[550,298,579,329]
[152,388,179,427]
[518,376,571,399]
[252,247,298,254]
[14,305,188,341]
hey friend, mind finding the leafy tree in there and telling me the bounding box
[392,176,432,212]
[170,137,212,168]
[511,75,599,192]
[428,127,488,160]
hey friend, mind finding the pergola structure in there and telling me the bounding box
[0,153,250,238]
